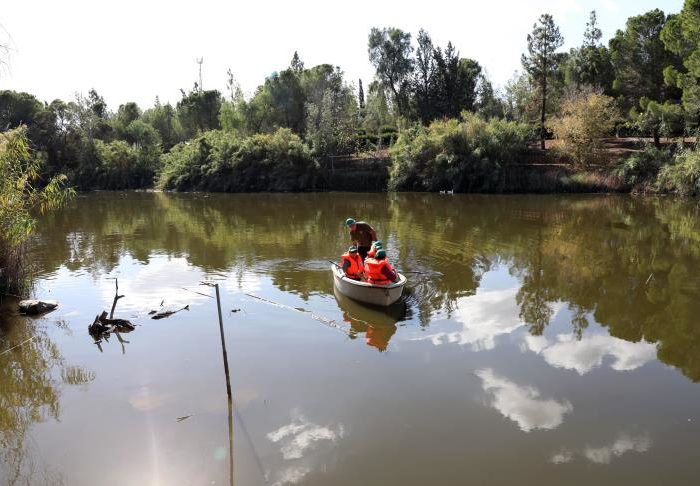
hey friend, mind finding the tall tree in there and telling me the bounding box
[176,88,222,136]
[563,11,614,91]
[609,9,681,109]
[522,14,565,150]
[412,29,437,123]
[290,51,304,74]
[661,0,700,125]
[368,27,413,117]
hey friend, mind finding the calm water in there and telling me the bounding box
[2,192,700,485]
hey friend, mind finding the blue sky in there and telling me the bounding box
[0,0,686,109]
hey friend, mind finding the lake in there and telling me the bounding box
[1,192,700,485]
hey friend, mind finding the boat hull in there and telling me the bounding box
[331,264,406,306]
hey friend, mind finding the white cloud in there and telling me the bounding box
[476,368,573,432]
[523,333,657,375]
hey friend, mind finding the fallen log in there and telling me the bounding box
[18,299,58,315]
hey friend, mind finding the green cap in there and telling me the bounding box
[374,240,383,248]
[345,218,356,227]
[348,245,358,253]
[376,249,387,259]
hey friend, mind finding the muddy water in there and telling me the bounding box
[1,192,700,485]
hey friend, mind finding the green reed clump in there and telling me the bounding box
[388,113,532,192]
[157,128,319,192]
[614,145,674,191]
[0,127,74,294]
[657,149,700,196]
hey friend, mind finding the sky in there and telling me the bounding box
[0,0,685,110]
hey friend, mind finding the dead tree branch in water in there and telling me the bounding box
[88,279,135,352]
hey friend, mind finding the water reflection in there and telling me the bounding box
[551,434,652,465]
[333,287,404,352]
[0,299,94,485]
[266,412,344,486]
[411,286,525,350]
[30,193,700,382]
[476,368,573,432]
[9,192,700,485]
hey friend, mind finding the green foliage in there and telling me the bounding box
[305,67,358,156]
[657,149,700,195]
[388,113,532,192]
[549,90,621,166]
[0,127,73,293]
[609,9,682,108]
[88,137,160,190]
[661,0,700,123]
[158,128,318,192]
[368,27,414,117]
[562,11,615,91]
[630,98,685,145]
[176,89,222,137]
[614,146,673,188]
[142,99,182,150]
[521,13,565,149]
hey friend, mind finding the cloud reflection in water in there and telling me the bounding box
[523,333,657,375]
[476,368,572,432]
[550,434,652,464]
[412,288,525,351]
[266,412,344,485]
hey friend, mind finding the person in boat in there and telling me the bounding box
[364,249,398,285]
[345,218,377,261]
[340,245,364,280]
[367,240,383,259]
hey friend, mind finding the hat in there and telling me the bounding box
[345,218,356,227]
[373,240,383,248]
[348,246,358,253]
[376,249,387,259]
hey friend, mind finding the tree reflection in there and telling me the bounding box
[30,192,700,382]
[0,301,94,484]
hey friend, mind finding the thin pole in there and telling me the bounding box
[215,284,232,400]
[213,284,233,485]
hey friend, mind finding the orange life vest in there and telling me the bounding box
[340,252,364,279]
[364,257,395,285]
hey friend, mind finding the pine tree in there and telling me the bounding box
[522,14,564,150]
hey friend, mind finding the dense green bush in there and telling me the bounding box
[388,113,532,192]
[657,149,700,196]
[614,146,673,189]
[158,128,318,192]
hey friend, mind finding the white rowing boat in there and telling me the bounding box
[331,264,406,306]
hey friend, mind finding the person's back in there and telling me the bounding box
[345,218,378,260]
[340,246,364,280]
[364,249,397,285]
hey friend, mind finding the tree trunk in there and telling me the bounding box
[540,78,547,151]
